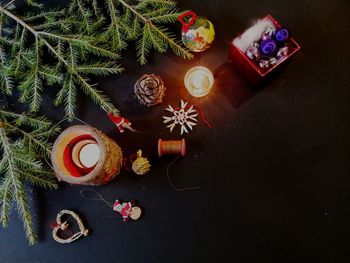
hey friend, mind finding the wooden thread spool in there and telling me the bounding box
[51,125,123,185]
[158,139,186,157]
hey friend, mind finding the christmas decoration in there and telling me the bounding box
[51,210,89,244]
[184,66,214,97]
[107,113,134,133]
[113,200,142,222]
[231,15,300,80]
[0,108,59,245]
[80,189,142,222]
[51,125,123,185]
[132,150,151,175]
[163,100,198,135]
[158,139,186,157]
[178,11,215,52]
[134,74,166,107]
[0,0,193,118]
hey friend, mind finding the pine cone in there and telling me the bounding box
[134,74,166,107]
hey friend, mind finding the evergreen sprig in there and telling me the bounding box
[0,0,192,118]
[100,0,193,64]
[0,108,59,245]
[0,2,122,118]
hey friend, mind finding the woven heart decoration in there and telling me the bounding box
[52,210,89,244]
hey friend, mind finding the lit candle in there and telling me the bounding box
[184,66,214,97]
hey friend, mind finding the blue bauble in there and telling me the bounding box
[259,39,277,56]
[274,28,290,43]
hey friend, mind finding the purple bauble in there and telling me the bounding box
[259,39,277,56]
[274,28,290,43]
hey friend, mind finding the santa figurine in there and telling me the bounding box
[113,200,142,222]
[107,112,133,133]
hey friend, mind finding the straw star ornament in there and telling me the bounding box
[163,100,198,135]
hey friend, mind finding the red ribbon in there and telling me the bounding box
[178,11,198,33]
[174,103,213,129]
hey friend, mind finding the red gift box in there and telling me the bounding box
[230,15,300,82]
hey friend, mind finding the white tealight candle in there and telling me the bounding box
[79,143,100,168]
[184,66,214,97]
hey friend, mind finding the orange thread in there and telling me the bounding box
[158,139,186,157]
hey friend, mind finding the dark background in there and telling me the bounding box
[1,0,350,262]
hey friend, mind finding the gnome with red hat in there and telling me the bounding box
[107,112,134,133]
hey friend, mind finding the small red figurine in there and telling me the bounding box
[107,112,133,133]
[113,200,142,222]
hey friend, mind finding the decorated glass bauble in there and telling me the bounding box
[178,11,215,52]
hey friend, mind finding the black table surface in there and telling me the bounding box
[1,0,350,262]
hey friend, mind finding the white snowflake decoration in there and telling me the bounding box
[163,100,198,135]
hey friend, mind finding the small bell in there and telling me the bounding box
[132,150,151,175]
[178,11,215,52]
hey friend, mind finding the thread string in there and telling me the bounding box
[174,103,212,129]
[166,156,201,191]
[80,189,113,209]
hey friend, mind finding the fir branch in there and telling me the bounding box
[20,170,57,189]
[0,109,53,129]
[0,15,14,95]
[0,176,12,227]
[74,73,116,113]
[114,0,193,64]
[77,62,123,76]
[0,110,58,244]
[4,122,52,157]
[0,126,36,244]
[13,174,37,245]
[104,0,127,51]
[0,4,120,117]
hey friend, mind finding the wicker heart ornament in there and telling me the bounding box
[52,210,89,244]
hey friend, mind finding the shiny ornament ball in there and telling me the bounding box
[269,57,278,66]
[259,39,277,56]
[181,17,215,52]
[246,46,260,60]
[276,46,289,59]
[274,28,290,43]
[261,26,275,41]
[250,42,260,48]
[259,59,270,69]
